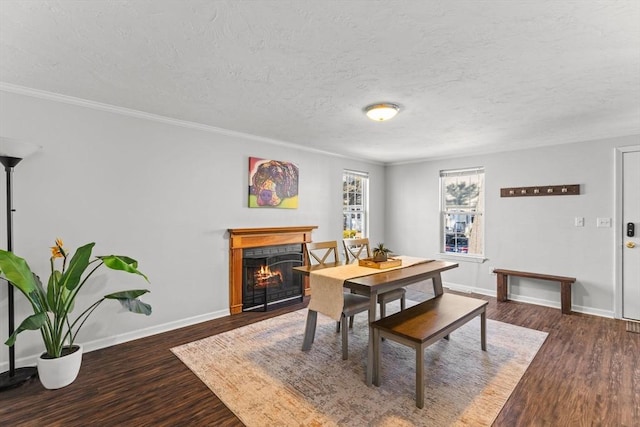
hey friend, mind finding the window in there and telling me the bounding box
[440,167,484,256]
[343,170,368,238]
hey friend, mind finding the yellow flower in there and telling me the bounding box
[50,238,66,258]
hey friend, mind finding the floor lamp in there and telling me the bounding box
[0,137,39,391]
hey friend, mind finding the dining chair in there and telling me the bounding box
[307,240,361,329]
[305,240,340,265]
[342,237,407,318]
[302,240,371,360]
[343,237,371,261]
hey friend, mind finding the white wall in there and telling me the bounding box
[2,87,635,370]
[0,90,385,368]
[385,134,639,317]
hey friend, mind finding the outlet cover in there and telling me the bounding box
[597,217,611,228]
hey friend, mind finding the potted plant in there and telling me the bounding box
[372,243,392,262]
[0,238,151,389]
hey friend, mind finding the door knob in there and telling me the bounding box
[627,241,636,249]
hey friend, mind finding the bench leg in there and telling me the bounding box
[481,310,487,351]
[432,274,444,296]
[416,344,425,409]
[302,310,318,351]
[496,273,508,302]
[561,282,572,314]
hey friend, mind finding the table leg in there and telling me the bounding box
[366,291,378,386]
[480,310,487,351]
[302,310,317,351]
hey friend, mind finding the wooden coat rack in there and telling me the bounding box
[500,184,580,197]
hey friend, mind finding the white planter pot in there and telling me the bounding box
[37,345,83,389]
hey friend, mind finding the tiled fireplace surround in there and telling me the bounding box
[228,226,317,314]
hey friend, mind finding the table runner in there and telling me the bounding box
[307,255,431,321]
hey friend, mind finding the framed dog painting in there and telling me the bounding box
[248,157,299,208]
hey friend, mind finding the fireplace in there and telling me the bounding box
[242,244,304,311]
[228,226,317,314]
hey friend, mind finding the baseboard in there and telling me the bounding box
[2,284,616,372]
[443,281,615,319]
[1,307,230,372]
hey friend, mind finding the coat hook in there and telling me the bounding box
[501,184,579,197]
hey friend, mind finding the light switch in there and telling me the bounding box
[597,217,611,228]
[574,217,584,227]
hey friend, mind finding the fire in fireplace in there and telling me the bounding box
[255,265,283,288]
[242,244,304,311]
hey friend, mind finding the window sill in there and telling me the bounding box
[438,253,487,263]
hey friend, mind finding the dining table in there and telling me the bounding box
[293,257,459,385]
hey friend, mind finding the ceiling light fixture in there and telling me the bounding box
[364,103,400,122]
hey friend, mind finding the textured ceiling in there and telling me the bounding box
[1,0,639,164]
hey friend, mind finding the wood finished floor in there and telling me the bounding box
[1,292,638,426]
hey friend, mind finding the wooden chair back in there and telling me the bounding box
[343,238,371,262]
[305,241,340,265]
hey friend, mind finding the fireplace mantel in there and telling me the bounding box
[228,226,317,314]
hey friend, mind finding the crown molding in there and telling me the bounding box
[0,82,381,164]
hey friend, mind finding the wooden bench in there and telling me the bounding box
[493,269,576,315]
[371,293,488,408]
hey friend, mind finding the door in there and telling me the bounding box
[622,149,640,320]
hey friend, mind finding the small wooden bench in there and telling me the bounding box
[493,269,576,314]
[371,293,488,408]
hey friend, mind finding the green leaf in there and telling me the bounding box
[105,289,150,299]
[0,250,45,310]
[98,255,149,282]
[4,312,48,346]
[118,299,152,315]
[104,290,152,315]
[30,274,49,313]
[0,250,38,295]
[112,255,138,269]
[60,243,95,292]
[47,270,63,311]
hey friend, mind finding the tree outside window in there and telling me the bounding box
[440,168,484,256]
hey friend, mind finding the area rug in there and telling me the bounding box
[171,303,547,426]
